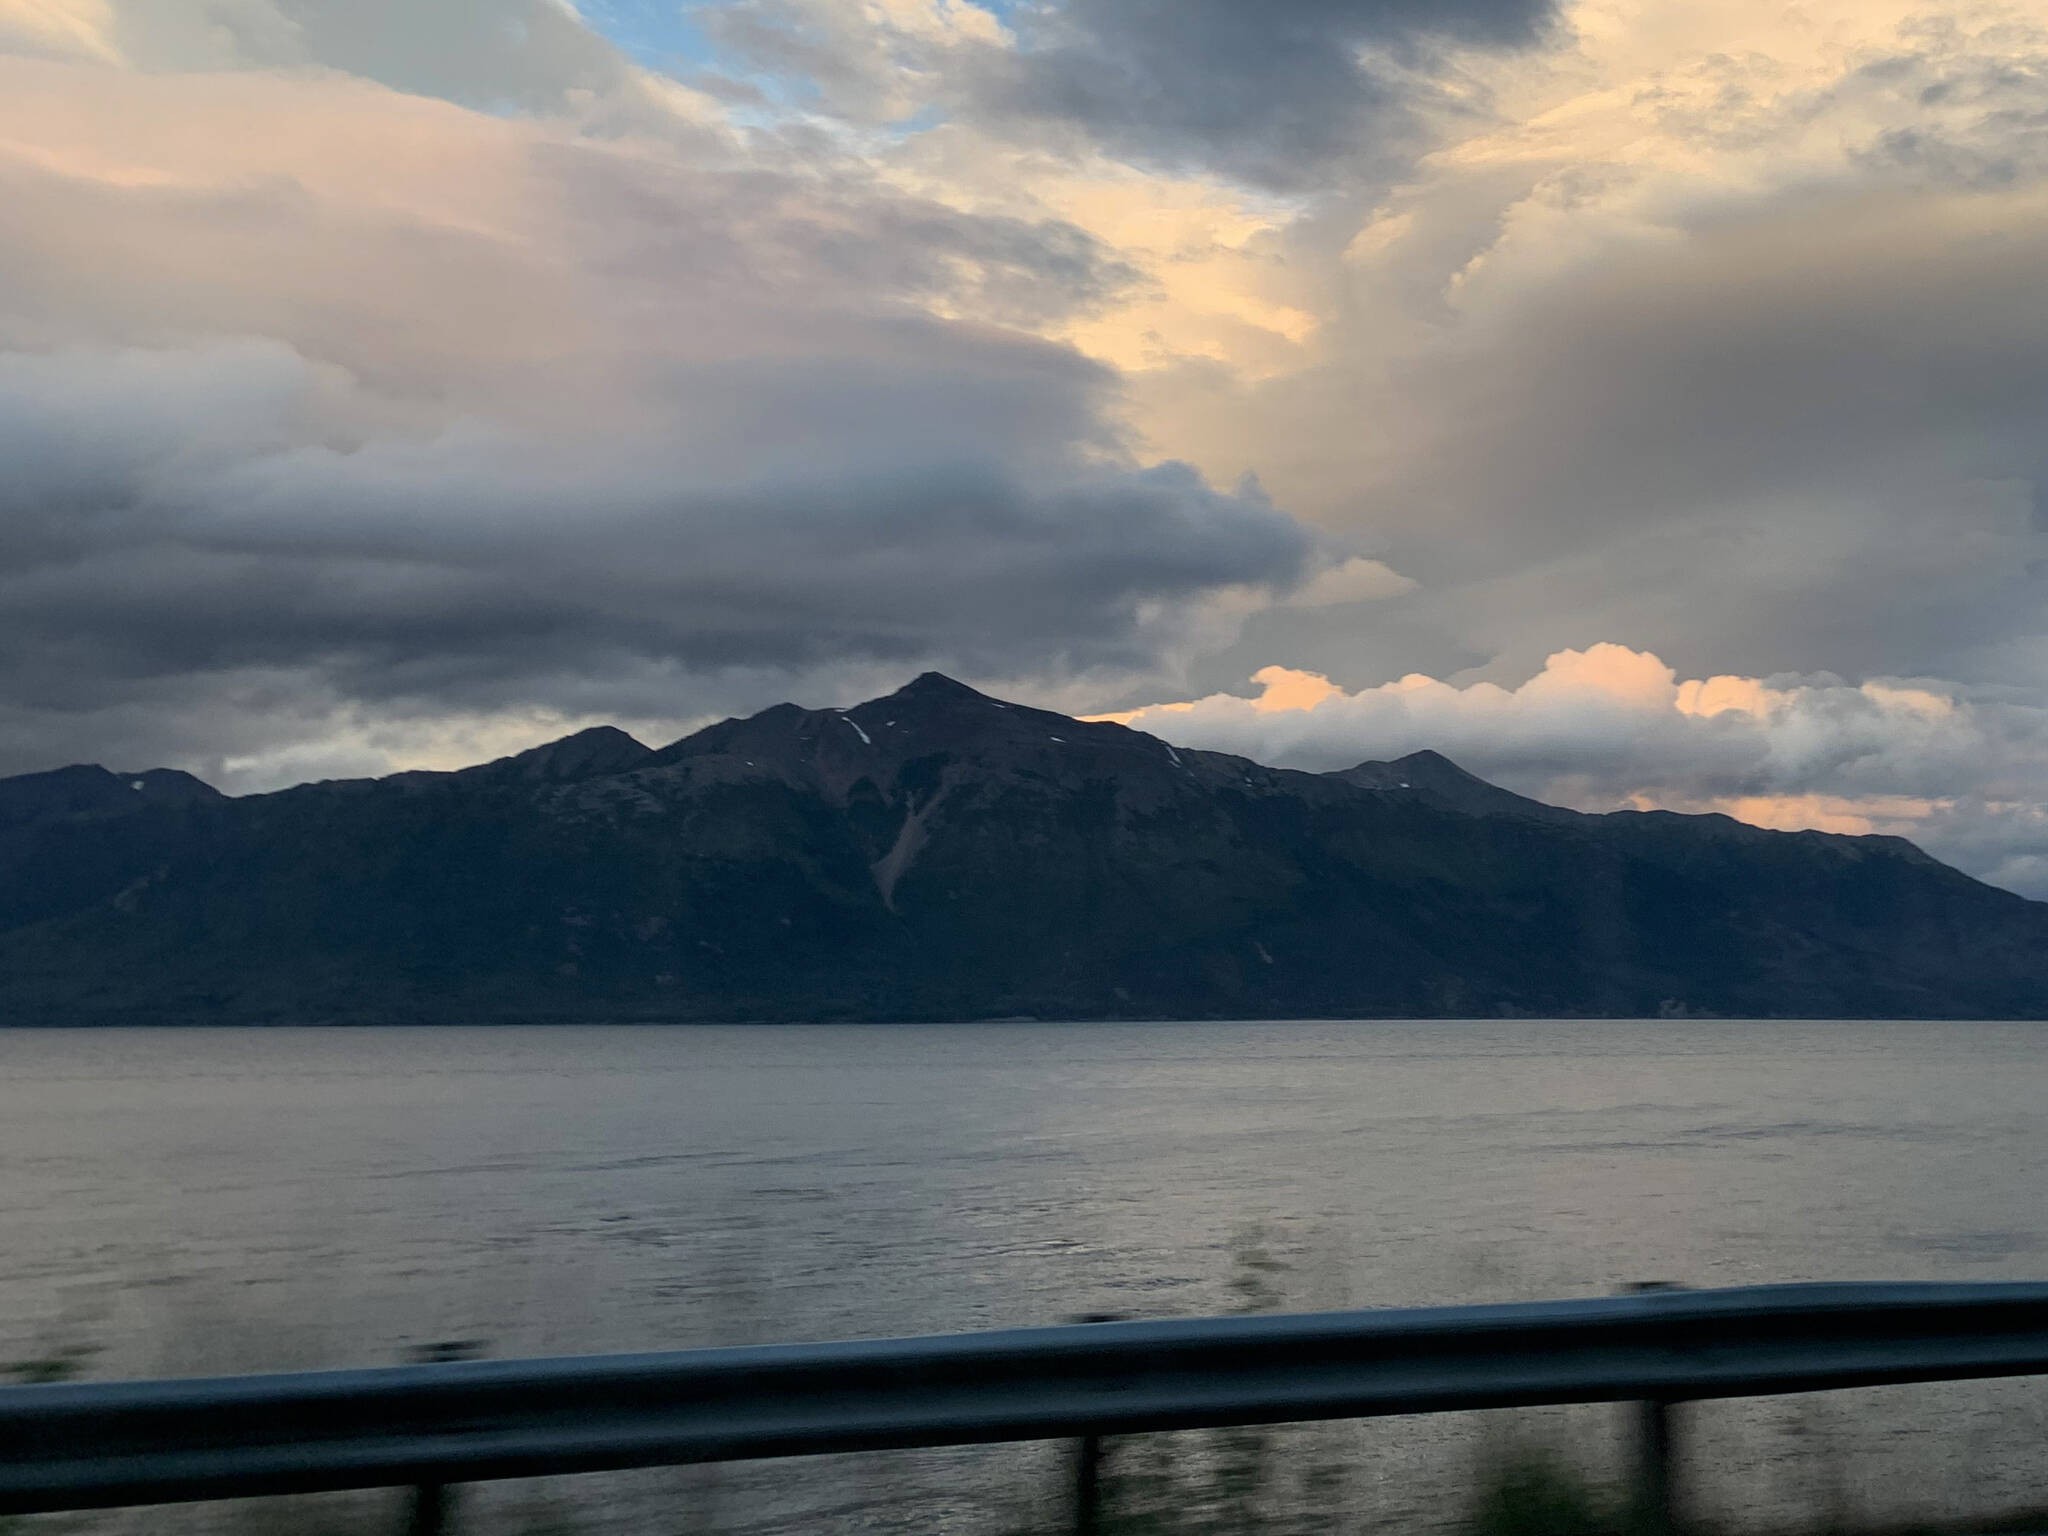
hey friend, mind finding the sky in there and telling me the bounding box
[3,1,2048,894]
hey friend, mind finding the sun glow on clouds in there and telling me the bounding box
[864,0,1009,48]
[1631,792,1949,838]
[1105,644,2012,854]
[882,141,1322,378]
[0,0,119,63]
[1247,665,1343,714]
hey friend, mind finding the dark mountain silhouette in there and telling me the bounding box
[0,764,220,829]
[1,673,2042,1022]
[1329,748,1581,823]
[462,725,655,785]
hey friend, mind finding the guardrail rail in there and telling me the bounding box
[5,1281,2048,1534]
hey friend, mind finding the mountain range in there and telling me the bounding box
[3,672,2045,1022]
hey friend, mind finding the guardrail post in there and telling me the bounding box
[1633,1394,1674,1536]
[407,1481,449,1536]
[1073,1429,1105,1536]
[403,1340,485,1536]
[1626,1284,1681,1536]
[1070,1313,1122,1536]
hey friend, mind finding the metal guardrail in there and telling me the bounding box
[4,1282,2048,1529]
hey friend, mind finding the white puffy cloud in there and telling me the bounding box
[1107,644,2048,893]
[1110,644,1995,794]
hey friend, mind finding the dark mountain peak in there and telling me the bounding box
[663,674,1025,761]
[1329,750,1577,823]
[0,763,220,831]
[650,702,822,771]
[888,671,987,702]
[567,725,643,748]
[866,672,1025,723]
[650,672,1193,813]
[468,725,652,785]
[127,767,222,802]
[16,763,122,791]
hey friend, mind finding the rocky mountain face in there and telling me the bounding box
[3,673,2044,1022]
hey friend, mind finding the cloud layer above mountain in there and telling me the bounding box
[0,35,1311,780]
[1109,646,2048,894]
[7,0,2048,894]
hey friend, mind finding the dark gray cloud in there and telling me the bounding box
[0,344,1301,693]
[696,0,1557,189]
[0,56,1312,782]
[966,0,1556,188]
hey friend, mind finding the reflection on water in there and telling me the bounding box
[3,1019,2047,1532]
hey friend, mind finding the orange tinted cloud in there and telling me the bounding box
[1249,665,1343,713]
[1105,644,1981,835]
[1630,791,1947,836]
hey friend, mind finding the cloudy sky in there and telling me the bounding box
[5,0,2048,893]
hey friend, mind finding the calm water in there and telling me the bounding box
[3,1019,2046,1533]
